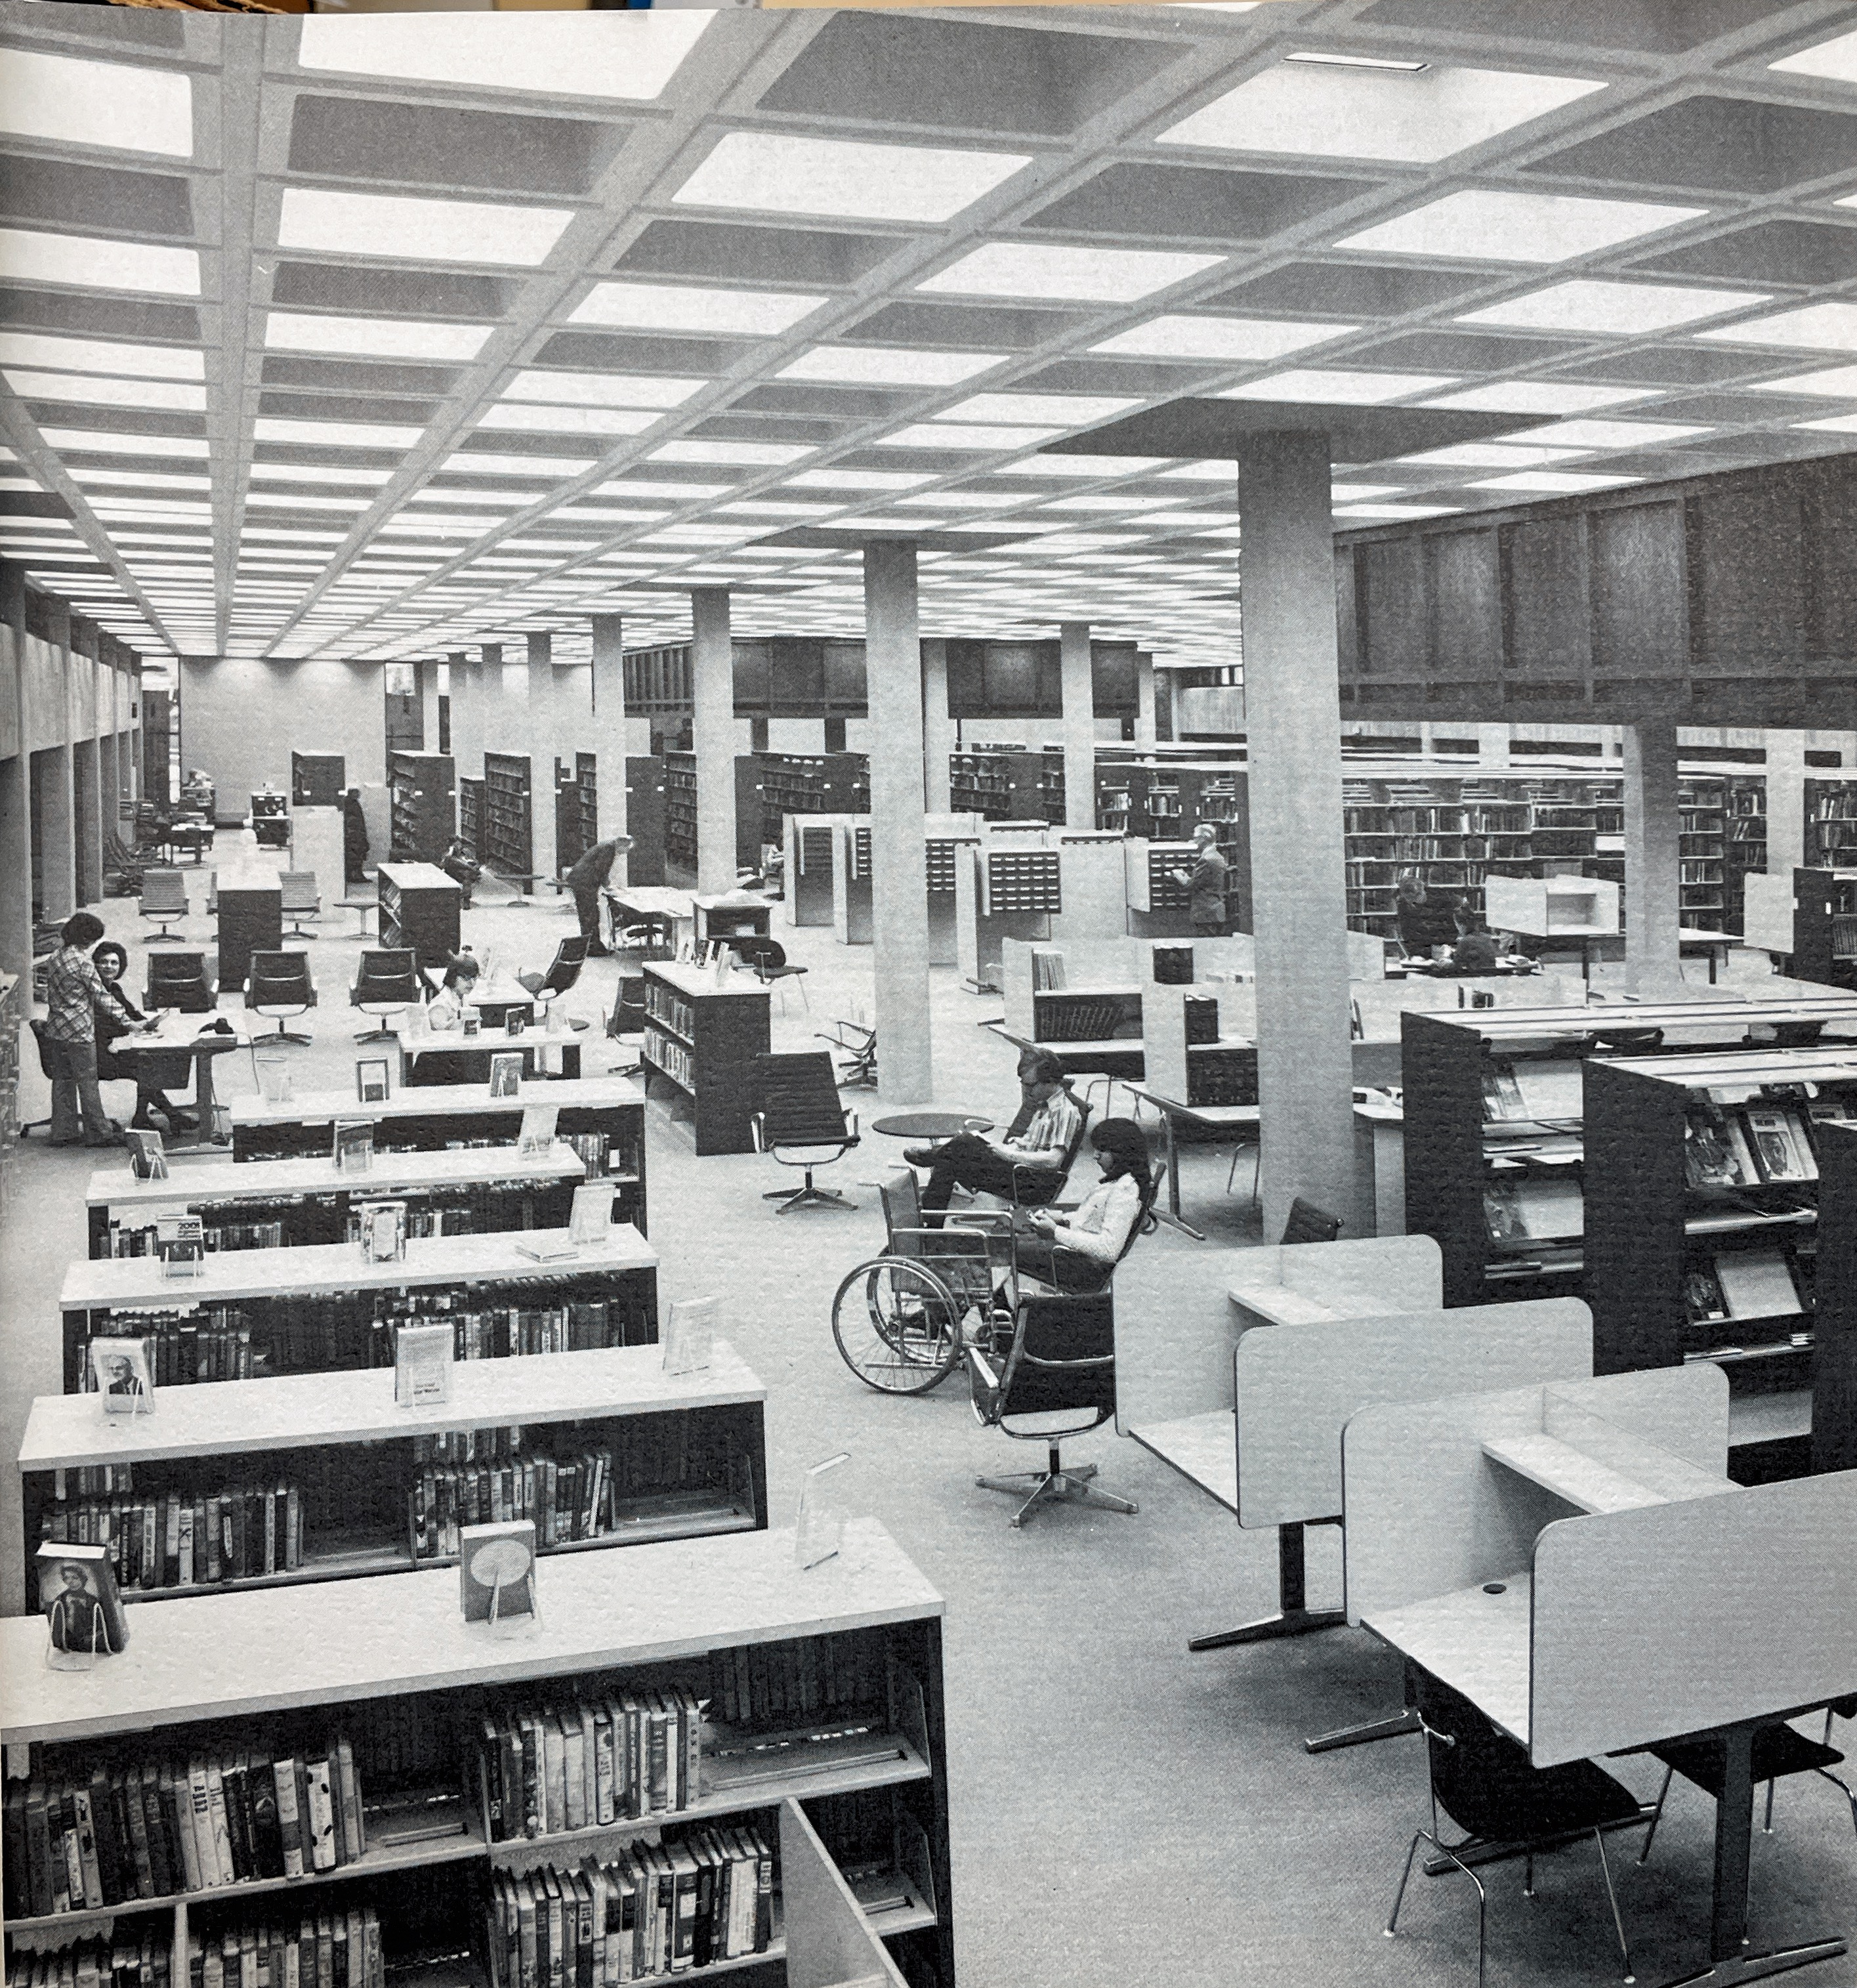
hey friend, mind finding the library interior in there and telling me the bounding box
[5,4,1857,1987]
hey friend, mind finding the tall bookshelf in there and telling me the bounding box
[638,963,772,1157]
[1787,867,1857,991]
[0,1521,956,1988]
[388,753,456,866]
[749,753,869,861]
[291,751,345,809]
[664,753,699,874]
[1677,774,1727,933]
[1806,776,1857,869]
[378,862,463,963]
[555,753,598,874]
[1722,772,1766,935]
[948,751,1014,821]
[458,776,484,860]
[482,753,533,887]
[1096,764,1251,931]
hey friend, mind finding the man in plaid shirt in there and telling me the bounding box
[908,1048,1083,1223]
[43,911,136,1147]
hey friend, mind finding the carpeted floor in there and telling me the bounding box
[4,838,1854,1988]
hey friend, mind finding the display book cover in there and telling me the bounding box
[1481,1056,1584,1128]
[1683,1095,1833,1193]
[460,1520,536,1622]
[37,1542,129,1655]
[394,1319,452,1408]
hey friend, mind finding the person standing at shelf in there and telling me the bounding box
[1169,822,1229,938]
[341,787,370,888]
[562,835,632,958]
[1394,873,1461,959]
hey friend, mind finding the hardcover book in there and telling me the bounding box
[37,1542,129,1656]
[460,1521,537,1624]
[1684,1102,1755,1190]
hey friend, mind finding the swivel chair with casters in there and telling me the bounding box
[144,951,217,1015]
[279,871,322,941]
[749,1051,860,1213]
[730,935,810,1010]
[138,868,190,942]
[518,935,591,1031]
[245,951,317,1045]
[351,948,421,1043]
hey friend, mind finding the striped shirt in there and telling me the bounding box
[1009,1088,1083,1164]
[45,944,133,1046]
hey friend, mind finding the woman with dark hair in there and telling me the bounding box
[1015,1118,1155,1292]
[92,941,194,1133]
[426,951,481,1030]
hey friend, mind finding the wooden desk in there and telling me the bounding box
[1679,925,1745,985]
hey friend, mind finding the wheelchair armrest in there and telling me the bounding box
[967,1344,1005,1427]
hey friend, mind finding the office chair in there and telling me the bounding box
[1637,1715,1857,1870]
[1387,1669,1639,1988]
[518,935,591,1031]
[19,1017,55,1137]
[144,950,217,1015]
[1282,1197,1343,1245]
[729,935,810,1010]
[245,950,317,1046]
[351,948,421,1043]
[279,871,322,942]
[749,1051,861,1213]
[1003,1091,1095,1212]
[138,868,190,942]
[816,1017,877,1089]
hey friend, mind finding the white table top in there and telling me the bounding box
[644,962,772,1002]
[115,1014,253,1054]
[1364,1570,1534,1746]
[606,885,694,916]
[377,863,459,892]
[61,1221,657,1311]
[1131,1412,1238,1515]
[87,1141,589,1211]
[20,1340,764,1472]
[466,976,537,1009]
[0,1517,940,1746]
[228,1074,644,1128]
[1125,1086,1259,1128]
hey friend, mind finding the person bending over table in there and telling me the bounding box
[562,835,633,958]
[1012,1118,1152,1292]
[907,1049,1081,1223]
[92,941,194,1134]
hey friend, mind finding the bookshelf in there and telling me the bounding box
[482,755,533,891]
[1806,776,1857,870]
[291,753,344,810]
[625,757,668,889]
[638,965,772,1158]
[377,862,463,964]
[750,751,869,860]
[1583,1046,1857,1480]
[0,1520,954,1988]
[59,1225,659,1395]
[1813,1119,1857,1473]
[1677,774,1727,932]
[948,751,1014,822]
[226,1078,646,1237]
[554,754,598,875]
[1787,867,1857,991]
[85,1147,591,1259]
[388,754,457,866]
[1096,763,1251,933]
[1,971,19,1229]
[1722,771,1766,936]
[18,1342,768,1609]
[664,753,699,876]
[216,868,284,991]
[458,777,484,862]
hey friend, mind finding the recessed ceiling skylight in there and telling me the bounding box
[1158,62,1604,164]
[1423,381,1652,415]
[1090,315,1352,362]
[297,13,711,99]
[649,440,814,467]
[783,469,936,492]
[570,282,826,337]
[278,189,574,269]
[1769,26,1857,81]
[876,424,1058,450]
[917,245,1225,305]
[1335,191,1707,264]
[1222,370,1455,404]
[4,371,205,412]
[1747,364,1857,398]
[1501,418,1711,449]
[1,228,199,297]
[502,371,703,410]
[0,51,193,158]
[265,313,490,362]
[1467,472,1641,494]
[40,430,209,459]
[673,133,1030,225]
[476,406,662,437]
[0,333,203,381]
[253,418,425,448]
[1456,279,1765,336]
[996,455,1170,477]
[1695,303,1857,353]
[938,392,1137,426]
[1398,443,1581,469]
[778,349,1004,388]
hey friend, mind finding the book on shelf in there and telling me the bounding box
[181,1907,385,1988]
[518,1105,559,1156]
[1683,1101,1757,1190]
[335,1121,375,1176]
[1482,1057,1583,1126]
[37,1540,131,1657]
[394,1319,453,1410]
[1713,1248,1805,1321]
[460,1519,536,1623]
[1743,1105,1818,1184]
[1483,1177,1583,1245]
[358,1200,408,1265]
[5,1934,170,1988]
[1684,1262,1729,1323]
[125,1128,168,1181]
[40,1481,304,1592]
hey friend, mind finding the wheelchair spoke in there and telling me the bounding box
[831,1259,966,1395]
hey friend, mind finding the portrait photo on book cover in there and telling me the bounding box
[39,1548,128,1655]
[488,1053,524,1099]
[89,1335,154,1415]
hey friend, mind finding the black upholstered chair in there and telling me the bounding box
[749,1050,860,1212]
[245,950,317,1045]
[351,948,421,1043]
[144,950,217,1015]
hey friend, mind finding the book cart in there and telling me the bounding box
[225,1079,646,1238]
[638,966,772,1158]
[0,1519,956,1988]
[58,1226,660,1395]
[18,1342,768,1611]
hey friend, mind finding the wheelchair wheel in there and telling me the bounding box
[831,1257,969,1395]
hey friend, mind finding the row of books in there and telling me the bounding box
[9,1937,169,1988]
[480,1688,707,1840]
[101,1219,285,1259]
[37,1482,304,1590]
[2,1737,364,1917]
[1188,1050,1259,1109]
[1482,1057,1585,1128]
[381,1301,656,1364]
[642,984,695,1039]
[1685,1099,1849,1190]
[643,1030,694,1091]
[1685,1246,1814,1324]
[188,1909,384,1988]
[1035,998,1140,1045]
[344,1204,487,1244]
[1344,806,1534,835]
[487,1830,773,1988]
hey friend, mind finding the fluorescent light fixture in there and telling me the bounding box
[70,470,210,490]
[278,189,573,269]
[875,423,1058,450]
[1286,51,1429,70]
[0,51,192,158]
[1223,369,1455,404]
[0,228,199,297]
[1500,417,1711,448]
[41,429,209,459]
[937,392,1136,426]
[5,371,205,412]
[900,491,1035,510]
[1747,365,1857,398]
[502,371,703,409]
[778,348,1005,387]
[1796,413,1857,434]
[244,492,374,511]
[1467,472,1641,493]
[297,14,711,100]
[596,476,735,499]
[1329,484,1405,499]
[549,506,669,524]
[476,405,663,437]
[1089,315,1351,362]
[570,282,825,337]
[1769,27,1857,81]
[715,500,844,518]
[994,455,1169,477]
[674,133,1030,225]
[1424,382,1653,415]
[0,333,202,381]
[783,469,935,492]
[1457,278,1764,335]
[1695,303,1857,353]
[265,313,491,362]
[1039,493,1190,513]
[250,464,395,486]
[1156,461,1236,482]
[444,454,596,477]
[649,440,815,467]
[1160,63,1600,163]
[917,244,1224,305]
[1336,191,1706,263]
[1398,443,1581,469]
[255,418,424,449]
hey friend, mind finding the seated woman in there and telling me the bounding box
[908,1048,1082,1223]
[425,952,481,1030]
[1012,1119,1154,1292]
[91,941,195,1133]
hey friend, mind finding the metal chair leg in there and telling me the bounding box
[1523,1849,1535,1898]
[1593,1827,1635,1983]
[1388,1828,1486,1988]
[1764,1776,1776,1833]
[1637,1766,1675,1865]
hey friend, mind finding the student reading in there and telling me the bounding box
[908,1049,1081,1221]
[1012,1119,1154,1291]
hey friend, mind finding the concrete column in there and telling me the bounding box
[920,638,953,813]
[1418,721,1436,759]
[1135,649,1156,750]
[35,744,76,922]
[690,588,736,895]
[1766,729,1807,878]
[526,631,560,885]
[864,542,932,1104]
[591,615,629,873]
[72,736,102,907]
[1478,723,1511,768]
[479,643,503,760]
[100,731,120,853]
[417,659,441,757]
[1623,719,1682,996]
[0,751,30,981]
[1237,433,1357,1234]
[1059,620,1096,830]
[446,650,475,782]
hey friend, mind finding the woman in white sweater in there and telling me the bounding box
[1014,1118,1153,1292]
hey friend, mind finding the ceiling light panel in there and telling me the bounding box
[570,282,825,336]
[254,417,424,448]
[1424,381,1653,414]
[1769,27,1857,82]
[0,333,203,381]
[777,348,1005,387]
[918,245,1225,304]
[938,392,1137,425]
[40,429,209,458]
[649,439,814,466]
[296,14,711,99]
[265,313,492,362]
[673,134,1030,225]
[1158,62,1604,164]
[876,423,1058,450]
[1695,303,1857,352]
[1468,471,1641,492]
[5,371,206,412]
[476,404,661,436]
[1457,278,1765,335]
[1336,191,1707,263]
[277,190,574,269]
[1400,442,1582,468]
[1223,369,1455,404]
[1747,364,1857,397]
[1090,315,1352,361]
[0,50,193,158]
[0,229,200,298]
[1501,417,1711,448]
[501,370,703,408]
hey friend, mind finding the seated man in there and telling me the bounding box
[907,1048,1081,1224]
